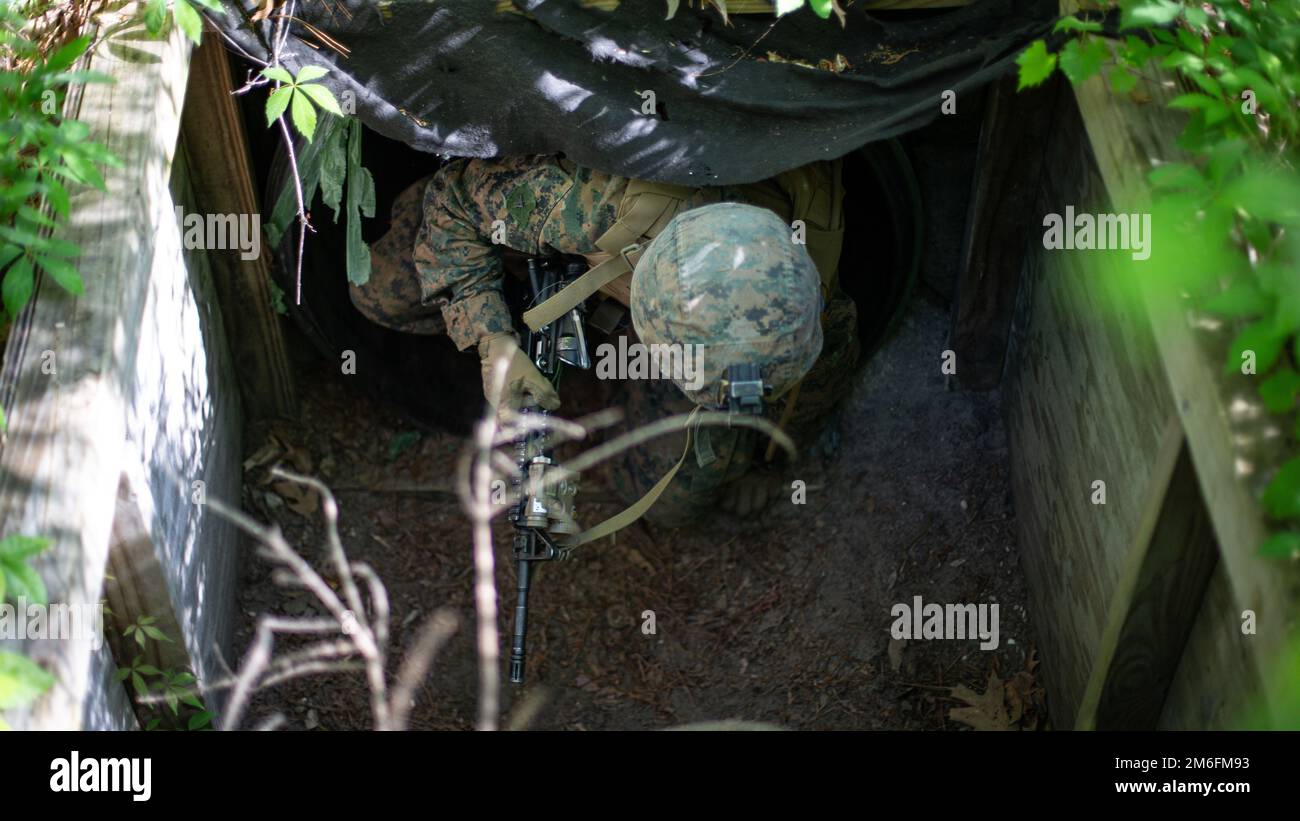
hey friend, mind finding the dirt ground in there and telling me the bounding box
[232,293,1046,730]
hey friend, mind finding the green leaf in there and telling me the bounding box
[135,664,161,676]
[1168,93,1229,126]
[290,89,318,142]
[807,0,832,19]
[172,0,203,45]
[1202,280,1272,319]
[298,83,342,117]
[260,66,294,85]
[1109,66,1137,94]
[164,690,179,715]
[135,630,147,648]
[187,710,214,730]
[1226,320,1286,376]
[1016,40,1057,90]
[295,65,329,83]
[61,151,106,191]
[142,625,172,642]
[143,0,167,34]
[318,123,348,222]
[113,668,131,683]
[1121,0,1182,30]
[1259,531,1300,559]
[2,255,34,318]
[0,651,54,710]
[265,86,293,126]
[1262,458,1300,520]
[43,178,69,218]
[45,35,90,74]
[665,0,679,19]
[1058,36,1108,85]
[344,119,375,285]
[190,0,225,11]
[1223,170,1300,226]
[0,245,21,271]
[131,671,147,695]
[179,691,204,710]
[1,559,45,605]
[0,535,50,562]
[138,615,157,625]
[774,0,804,15]
[145,718,161,731]
[35,255,83,296]
[1259,367,1300,414]
[1054,15,1102,34]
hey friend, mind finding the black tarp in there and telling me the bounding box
[218,0,1058,186]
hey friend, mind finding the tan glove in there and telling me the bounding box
[478,332,561,417]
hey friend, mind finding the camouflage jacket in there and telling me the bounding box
[414,154,772,351]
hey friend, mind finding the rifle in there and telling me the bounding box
[508,257,590,684]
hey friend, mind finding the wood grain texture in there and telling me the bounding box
[105,472,198,729]
[0,13,192,730]
[1004,84,1176,728]
[951,73,1061,390]
[1062,0,1300,717]
[180,33,296,419]
[1076,418,1219,730]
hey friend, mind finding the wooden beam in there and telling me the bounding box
[104,471,199,730]
[1061,0,1300,719]
[180,31,297,419]
[950,73,1062,390]
[1076,416,1219,730]
[0,11,192,730]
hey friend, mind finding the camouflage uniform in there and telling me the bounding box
[352,155,861,525]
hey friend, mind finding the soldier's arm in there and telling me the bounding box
[413,160,516,351]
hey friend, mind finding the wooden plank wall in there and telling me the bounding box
[0,14,193,730]
[0,10,241,729]
[1003,86,1176,726]
[1005,3,1296,727]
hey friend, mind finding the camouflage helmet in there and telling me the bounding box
[630,202,823,407]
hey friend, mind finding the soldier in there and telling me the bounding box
[351,154,861,526]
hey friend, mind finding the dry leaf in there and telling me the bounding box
[949,671,1015,731]
[251,0,278,23]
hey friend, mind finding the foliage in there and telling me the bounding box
[261,64,342,143]
[112,622,213,730]
[0,534,52,726]
[265,114,374,286]
[0,4,114,321]
[1018,0,1300,558]
[0,650,53,729]
[1,0,226,322]
[121,613,173,648]
[0,533,49,605]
